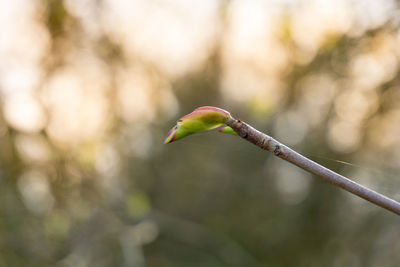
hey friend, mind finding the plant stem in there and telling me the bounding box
[227,119,400,216]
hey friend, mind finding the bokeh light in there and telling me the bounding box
[0,0,399,266]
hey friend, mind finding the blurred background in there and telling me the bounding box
[1,0,400,266]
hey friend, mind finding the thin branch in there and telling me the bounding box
[227,118,400,216]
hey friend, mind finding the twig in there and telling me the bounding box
[227,118,400,216]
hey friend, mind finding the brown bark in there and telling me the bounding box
[227,119,400,216]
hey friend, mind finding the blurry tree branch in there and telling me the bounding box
[150,210,258,266]
[227,119,400,216]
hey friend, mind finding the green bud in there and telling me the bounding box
[164,106,233,144]
[178,106,232,132]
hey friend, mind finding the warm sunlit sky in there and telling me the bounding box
[2,0,398,138]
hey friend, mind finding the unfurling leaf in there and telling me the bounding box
[164,106,233,144]
[164,125,193,144]
[218,126,238,136]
